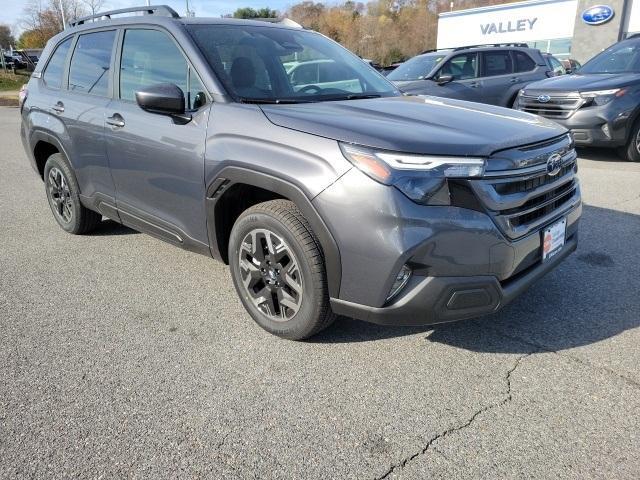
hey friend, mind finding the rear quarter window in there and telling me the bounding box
[42,37,73,89]
[513,51,536,72]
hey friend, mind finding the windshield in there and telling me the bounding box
[387,54,446,81]
[187,24,398,103]
[580,40,640,74]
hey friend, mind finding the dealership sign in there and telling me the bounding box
[481,18,538,35]
[581,5,614,25]
[437,0,578,49]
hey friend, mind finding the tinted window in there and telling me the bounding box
[440,53,477,80]
[68,30,116,96]
[42,37,72,89]
[513,51,535,72]
[483,51,513,76]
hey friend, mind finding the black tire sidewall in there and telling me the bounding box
[229,209,323,339]
[43,153,84,233]
[624,122,640,162]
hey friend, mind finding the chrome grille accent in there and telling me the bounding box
[519,93,584,120]
[471,144,580,240]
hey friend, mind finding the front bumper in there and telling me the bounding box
[314,166,581,326]
[330,232,577,325]
[554,106,629,147]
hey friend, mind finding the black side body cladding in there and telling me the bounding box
[205,167,342,298]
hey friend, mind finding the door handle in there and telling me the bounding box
[106,114,125,128]
[510,77,519,83]
[51,101,64,113]
[469,82,479,88]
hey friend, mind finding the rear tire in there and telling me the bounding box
[618,121,640,162]
[43,153,101,234]
[228,200,336,340]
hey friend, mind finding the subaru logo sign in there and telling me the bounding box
[582,5,614,25]
[537,94,551,103]
[546,153,563,177]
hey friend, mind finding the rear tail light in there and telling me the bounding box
[18,85,28,107]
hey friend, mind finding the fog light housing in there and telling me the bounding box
[386,265,412,302]
[601,123,611,139]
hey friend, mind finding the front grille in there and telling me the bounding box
[470,137,580,240]
[519,93,584,120]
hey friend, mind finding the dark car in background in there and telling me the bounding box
[388,44,553,107]
[514,34,640,161]
[561,58,582,74]
[543,53,567,76]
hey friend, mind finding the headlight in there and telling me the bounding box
[580,88,626,106]
[339,143,486,205]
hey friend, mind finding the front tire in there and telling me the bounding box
[43,153,101,234]
[618,121,640,162]
[228,200,336,340]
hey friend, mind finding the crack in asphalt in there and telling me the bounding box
[485,326,640,390]
[374,353,532,480]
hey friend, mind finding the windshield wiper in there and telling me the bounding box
[325,94,382,101]
[239,98,313,104]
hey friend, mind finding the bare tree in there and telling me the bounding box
[81,0,106,16]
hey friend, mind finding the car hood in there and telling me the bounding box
[524,73,640,92]
[260,95,566,157]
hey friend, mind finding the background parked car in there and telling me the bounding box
[514,34,640,161]
[387,44,552,107]
[561,58,582,73]
[543,53,567,76]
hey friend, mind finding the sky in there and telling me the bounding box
[0,0,294,33]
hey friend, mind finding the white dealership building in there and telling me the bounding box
[437,0,640,63]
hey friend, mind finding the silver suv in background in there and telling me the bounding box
[514,34,640,162]
[388,44,554,107]
[20,6,581,340]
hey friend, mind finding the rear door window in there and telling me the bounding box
[68,30,116,96]
[482,51,513,77]
[42,37,73,89]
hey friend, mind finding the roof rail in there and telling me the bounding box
[419,47,454,54]
[452,42,530,51]
[69,5,180,27]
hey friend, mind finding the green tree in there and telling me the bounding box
[233,7,278,19]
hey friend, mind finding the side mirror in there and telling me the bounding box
[135,83,192,124]
[436,74,454,85]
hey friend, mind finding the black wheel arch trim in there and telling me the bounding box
[206,167,342,298]
[28,129,74,176]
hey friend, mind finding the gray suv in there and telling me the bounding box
[20,6,582,340]
[388,45,551,107]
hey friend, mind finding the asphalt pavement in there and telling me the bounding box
[1,106,639,479]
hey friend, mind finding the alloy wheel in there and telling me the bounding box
[47,167,73,223]
[238,228,303,321]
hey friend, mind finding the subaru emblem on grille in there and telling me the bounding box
[537,94,551,103]
[546,153,562,176]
